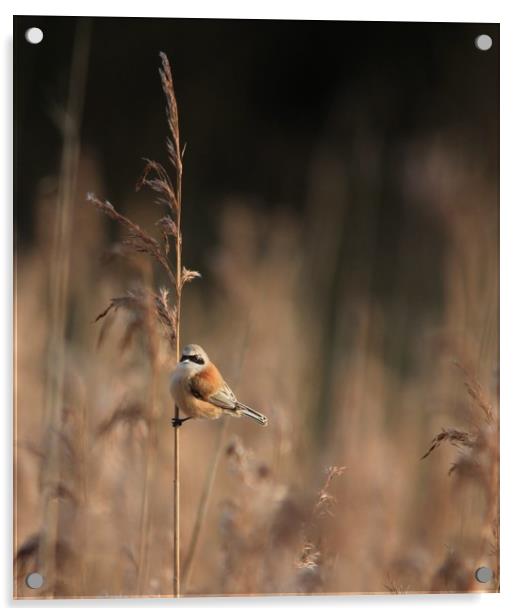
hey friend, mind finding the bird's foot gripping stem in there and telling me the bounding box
[171,416,192,428]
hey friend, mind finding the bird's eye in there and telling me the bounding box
[182,353,204,365]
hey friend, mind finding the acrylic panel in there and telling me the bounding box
[13,16,499,598]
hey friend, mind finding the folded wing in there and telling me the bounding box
[189,365,237,410]
[189,365,268,426]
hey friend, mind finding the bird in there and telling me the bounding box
[170,343,268,427]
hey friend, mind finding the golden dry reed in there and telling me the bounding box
[87,52,192,597]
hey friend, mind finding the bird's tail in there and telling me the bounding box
[236,402,268,426]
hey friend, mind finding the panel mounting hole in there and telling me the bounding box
[475,34,492,51]
[25,27,44,45]
[25,572,44,589]
[475,566,493,583]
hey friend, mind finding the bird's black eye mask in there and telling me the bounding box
[181,354,205,365]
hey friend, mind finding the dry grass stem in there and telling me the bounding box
[87,52,195,597]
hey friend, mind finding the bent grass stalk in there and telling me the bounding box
[183,418,229,591]
[183,325,252,592]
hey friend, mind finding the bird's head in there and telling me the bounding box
[179,344,209,367]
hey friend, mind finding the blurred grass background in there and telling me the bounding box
[14,17,498,597]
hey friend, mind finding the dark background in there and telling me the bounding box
[14,16,499,245]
